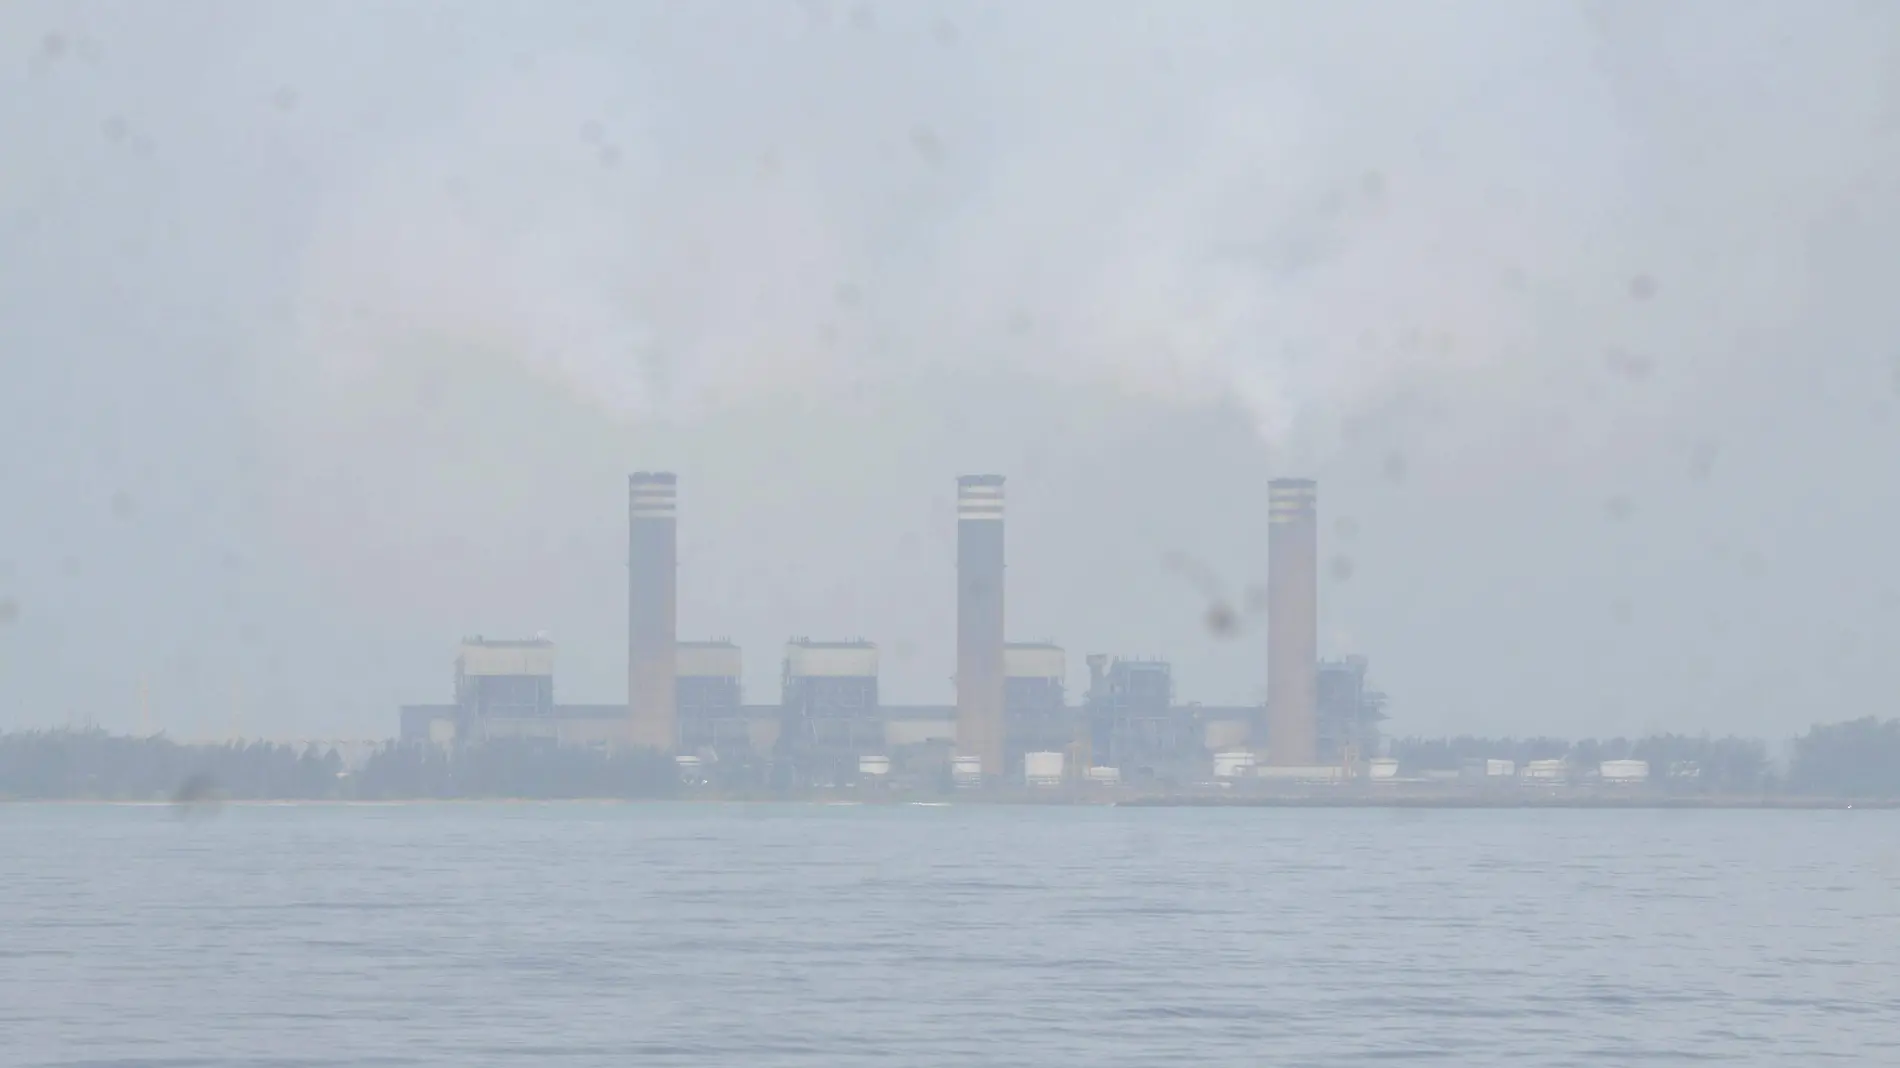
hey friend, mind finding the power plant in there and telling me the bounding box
[399,472,1388,791]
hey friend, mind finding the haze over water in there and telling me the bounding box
[4,803,1896,1066]
[6,1,1900,741]
[8,3,1900,1059]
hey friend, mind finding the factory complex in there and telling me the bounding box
[398,474,1389,791]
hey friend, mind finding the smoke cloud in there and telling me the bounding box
[273,1,1900,465]
[5,0,1899,734]
[279,4,1630,454]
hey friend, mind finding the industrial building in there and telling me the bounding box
[777,639,883,785]
[398,471,1388,788]
[1080,656,1194,781]
[456,638,554,721]
[1003,642,1070,762]
[677,640,744,752]
[1317,655,1389,764]
[398,636,626,748]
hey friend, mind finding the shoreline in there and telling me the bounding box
[1114,794,1898,810]
[2,794,1893,810]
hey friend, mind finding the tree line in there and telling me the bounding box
[1389,718,1900,797]
[0,730,677,801]
[4,718,1898,799]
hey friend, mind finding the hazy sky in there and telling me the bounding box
[3,0,1898,741]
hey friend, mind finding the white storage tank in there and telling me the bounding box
[1522,759,1567,782]
[674,754,704,782]
[1255,765,1346,783]
[1599,759,1650,783]
[858,754,891,777]
[1212,750,1257,779]
[1023,751,1065,787]
[1085,765,1122,786]
[1368,757,1400,779]
[951,754,984,788]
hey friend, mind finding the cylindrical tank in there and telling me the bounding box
[1254,765,1344,783]
[1023,750,1065,786]
[1522,759,1567,782]
[951,754,984,788]
[1599,759,1650,783]
[1213,749,1258,779]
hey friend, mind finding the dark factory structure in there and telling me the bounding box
[1084,655,1196,773]
[778,639,884,785]
[677,640,745,752]
[627,472,678,751]
[956,474,1008,779]
[1002,641,1071,766]
[399,469,1386,787]
[1317,655,1388,762]
[1266,477,1320,766]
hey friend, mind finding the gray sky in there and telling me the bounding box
[2,0,1898,741]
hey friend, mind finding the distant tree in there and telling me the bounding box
[352,738,678,800]
[1626,734,1769,794]
[1389,735,1569,771]
[1570,737,1641,767]
[1387,732,1769,793]
[0,730,357,800]
[1789,718,1900,797]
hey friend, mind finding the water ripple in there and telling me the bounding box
[2,804,1895,1066]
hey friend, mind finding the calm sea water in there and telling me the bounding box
[2,803,1896,1066]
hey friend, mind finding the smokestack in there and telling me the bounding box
[628,472,678,751]
[956,474,1006,778]
[1266,478,1318,766]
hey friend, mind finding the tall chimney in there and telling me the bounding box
[1267,477,1318,766]
[628,472,678,751]
[956,474,1006,778]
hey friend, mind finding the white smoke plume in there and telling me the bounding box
[15,0,1889,729]
[278,2,1688,463]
